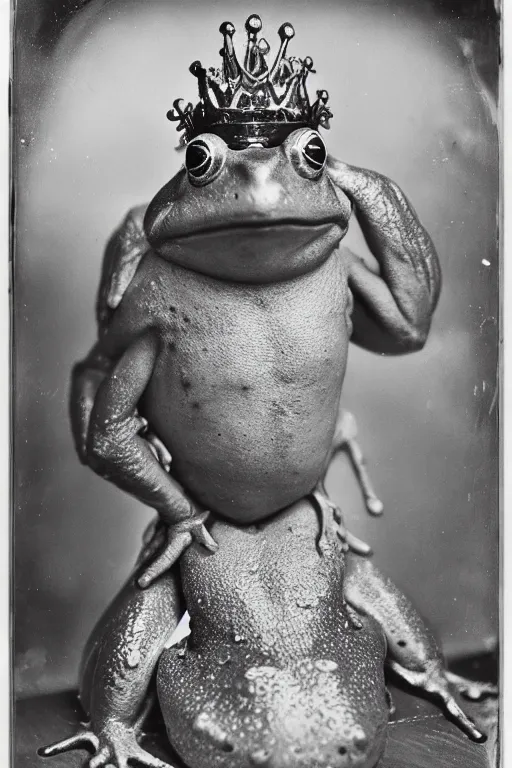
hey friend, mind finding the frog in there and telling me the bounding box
[39,15,497,768]
[39,497,496,768]
[65,123,440,585]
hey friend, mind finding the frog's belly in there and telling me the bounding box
[157,499,388,768]
[142,257,350,521]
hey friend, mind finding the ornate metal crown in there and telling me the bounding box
[167,14,333,149]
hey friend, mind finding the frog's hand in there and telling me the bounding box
[40,565,183,768]
[96,204,150,329]
[327,157,441,355]
[137,512,218,589]
[330,408,384,516]
[344,554,493,743]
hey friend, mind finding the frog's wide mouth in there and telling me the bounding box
[168,218,339,241]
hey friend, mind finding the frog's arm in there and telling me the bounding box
[70,205,150,463]
[344,555,497,742]
[96,204,150,328]
[327,158,441,355]
[40,560,182,768]
[86,331,218,585]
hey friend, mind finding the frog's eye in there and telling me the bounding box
[185,134,227,186]
[289,129,327,180]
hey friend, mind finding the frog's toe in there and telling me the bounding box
[38,727,99,758]
[446,671,498,701]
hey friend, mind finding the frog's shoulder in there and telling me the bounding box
[96,204,150,331]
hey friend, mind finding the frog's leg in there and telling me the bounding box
[344,554,497,743]
[39,554,183,768]
[310,407,382,557]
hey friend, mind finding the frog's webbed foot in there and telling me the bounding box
[445,671,499,701]
[388,660,487,743]
[310,484,372,557]
[138,512,218,589]
[39,720,174,768]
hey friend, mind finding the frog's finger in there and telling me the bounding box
[89,745,112,768]
[38,729,99,757]
[131,744,177,768]
[138,530,193,589]
[345,438,384,516]
[445,671,498,700]
[145,432,172,471]
[344,530,373,556]
[192,523,219,552]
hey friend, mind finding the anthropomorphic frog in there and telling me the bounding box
[39,15,496,768]
[68,15,437,584]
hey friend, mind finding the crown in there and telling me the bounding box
[167,14,333,150]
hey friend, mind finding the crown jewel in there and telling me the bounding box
[167,14,333,149]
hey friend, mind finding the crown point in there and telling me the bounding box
[189,61,203,77]
[304,56,313,69]
[278,23,295,41]
[219,21,235,36]
[258,38,270,55]
[246,14,262,34]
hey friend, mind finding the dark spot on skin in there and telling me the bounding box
[181,378,192,391]
[202,347,208,353]
[221,742,234,753]
[242,385,250,392]
[218,433,222,437]
[169,306,176,313]
[183,316,190,323]
[398,640,407,647]
[192,402,201,410]
[338,746,347,755]
[234,192,239,200]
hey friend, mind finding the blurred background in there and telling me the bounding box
[13,0,500,696]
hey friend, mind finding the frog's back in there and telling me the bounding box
[157,499,388,768]
[116,250,352,521]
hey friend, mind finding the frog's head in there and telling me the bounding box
[144,128,351,283]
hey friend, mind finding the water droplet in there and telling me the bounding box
[234,634,244,644]
[315,659,338,672]
[126,649,140,668]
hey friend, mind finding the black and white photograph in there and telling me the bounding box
[12,1,501,766]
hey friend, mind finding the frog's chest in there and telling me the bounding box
[126,251,353,518]
[149,249,351,386]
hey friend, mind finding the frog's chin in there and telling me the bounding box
[153,221,346,284]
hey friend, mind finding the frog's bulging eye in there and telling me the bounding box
[303,135,327,171]
[185,134,227,186]
[186,141,211,177]
[288,129,327,180]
